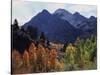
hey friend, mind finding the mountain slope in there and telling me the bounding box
[54,9,96,30]
[23,9,81,44]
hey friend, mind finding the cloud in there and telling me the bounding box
[65,4,97,17]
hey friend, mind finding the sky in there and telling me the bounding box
[12,0,97,26]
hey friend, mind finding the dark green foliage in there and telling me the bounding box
[12,19,19,31]
[64,35,97,70]
[27,26,38,40]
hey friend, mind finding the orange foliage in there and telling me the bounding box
[23,50,30,67]
[12,49,22,68]
[12,42,64,73]
[49,48,58,70]
[28,43,37,64]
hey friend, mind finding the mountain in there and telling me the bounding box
[54,9,97,31]
[54,9,73,22]
[54,9,88,28]
[22,9,96,44]
[22,9,82,44]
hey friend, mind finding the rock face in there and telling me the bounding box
[22,9,97,44]
[54,9,97,30]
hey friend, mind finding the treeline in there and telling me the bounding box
[12,35,97,74]
[12,43,64,74]
[64,35,97,70]
[11,19,97,74]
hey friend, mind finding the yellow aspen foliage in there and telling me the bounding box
[65,43,76,65]
[66,43,76,54]
[55,59,64,71]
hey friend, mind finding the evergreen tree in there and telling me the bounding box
[39,32,46,45]
[64,35,97,70]
[27,26,38,40]
[12,19,19,31]
[75,35,97,69]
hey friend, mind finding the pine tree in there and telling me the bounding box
[75,35,97,69]
[39,32,46,45]
[12,19,19,31]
